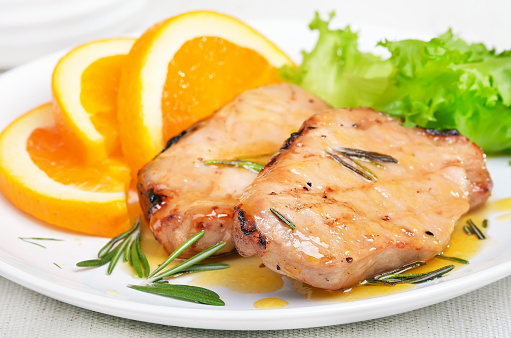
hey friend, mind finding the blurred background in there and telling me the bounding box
[1,0,510,69]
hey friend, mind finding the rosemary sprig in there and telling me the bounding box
[436,255,469,264]
[129,283,225,306]
[332,147,398,163]
[327,147,398,182]
[326,150,373,181]
[147,240,227,283]
[126,231,227,306]
[374,265,454,284]
[463,225,473,235]
[467,219,486,240]
[350,158,378,180]
[203,159,265,173]
[19,237,63,248]
[270,208,296,230]
[373,262,425,281]
[76,217,150,277]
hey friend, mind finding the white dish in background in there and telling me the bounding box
[0,20,510,330]
[0,0,148,69]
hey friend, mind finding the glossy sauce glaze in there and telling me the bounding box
[138,200,494,303]
[493,197,511,221]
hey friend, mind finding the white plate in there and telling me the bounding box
[0,20,510,331]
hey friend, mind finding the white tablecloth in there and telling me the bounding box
[1,275,510,336]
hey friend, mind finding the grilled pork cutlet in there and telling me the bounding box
[138,83,330,257]
[232,108,492,290]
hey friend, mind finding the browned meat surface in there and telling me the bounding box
[232,108,492,290]
[138,83,330,257]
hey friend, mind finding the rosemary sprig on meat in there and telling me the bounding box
[332,147,398,163]
[76,217,150,277]
[203,159,265,173]
[326,150,374,181]
[19,237,63,248]
[270,208,296,230]
[326,147,398,181]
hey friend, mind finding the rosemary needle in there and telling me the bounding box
[76,217,150,277]
[467,219,486,240]
[270,208,296,230]
[436,255,469,264]
[147,241,227,283]
[463,225,473,235]
[19,237,63,249]
[203,159,265,173]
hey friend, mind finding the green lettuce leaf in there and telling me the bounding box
[280,12,394,109]
[282,13,511,153]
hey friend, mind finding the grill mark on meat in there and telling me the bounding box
[162,130,188,153]
[145,189,164,217]
[425,128,460,136]
[258,235,267,248]
[265,153,280,169]
[137,84,331,258]
[281,129,304,151]
[237,208,256,236]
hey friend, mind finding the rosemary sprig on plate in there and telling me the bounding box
[76,217,150,277]
[436,255,469,264]
[373,265,455,285]
[19,237,63,248]
[203,159,265,173]
[467,219,486,240]
[129,230,228,306]
[326,147,398,181]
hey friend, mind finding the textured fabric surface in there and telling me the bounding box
[0,275,510,337]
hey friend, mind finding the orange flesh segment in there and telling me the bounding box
[80,54,126,156]
[161,36,281,141]
[27,126,129,193]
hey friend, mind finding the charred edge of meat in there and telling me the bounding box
[145,189,163,217]
[258,235,267,248]
[424,128,460,136]
[265,153,280,169]
[237,207,257,236]
[161,129,188,153]
[280,127,305,151]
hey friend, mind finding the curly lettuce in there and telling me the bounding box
[281,13,511,153]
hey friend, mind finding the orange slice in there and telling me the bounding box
[0,104,131,237]
[117,10,294,172]
[52,38,135,163]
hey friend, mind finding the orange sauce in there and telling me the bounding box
[254,298,289,309]
[190,255,284,293]
[492,197,511,221]
[137,199,504,302]
[292,207,486,302]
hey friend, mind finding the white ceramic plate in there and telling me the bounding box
[0,20,510,331]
